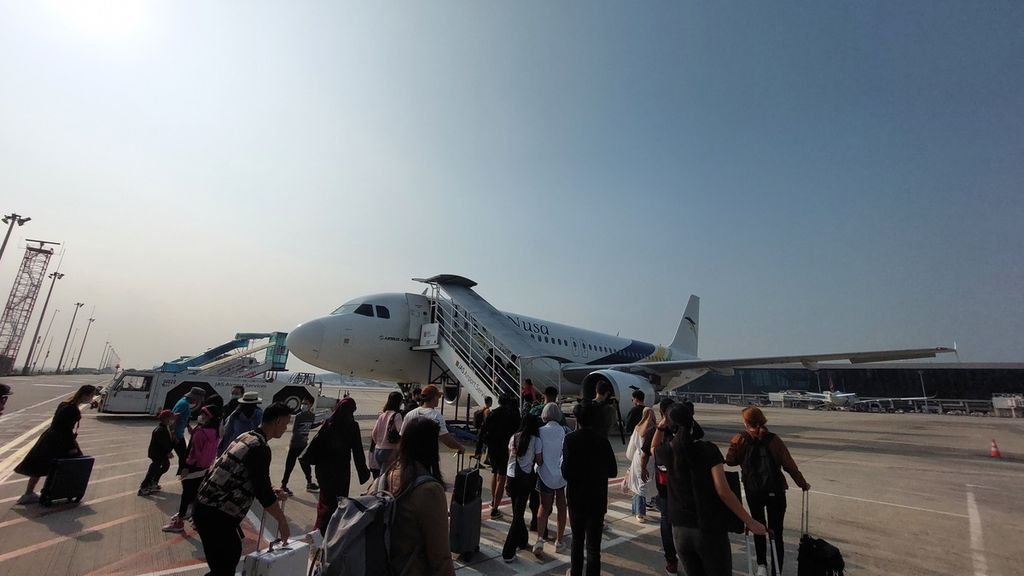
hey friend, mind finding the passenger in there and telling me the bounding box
[403,386,422,415]
[472,395,492,431]
[162,405,221,533]
[626,406,656,522]
[217,392,262,455]
[222,385,244,420]
[665,402,767,576]
[532,403,568,556]
[301,397,370,535]
[0,382,10,417]
[502,414,542,563]
[521,392,540,419]
[561,401,617,576]
[521,378,538,401]
[400,384,465,454]
[14,384,96,505]
[593,380,619,440]
[138,409,177,496]
[193,402,292,576]
[280,396,319,494]
[474,394,520,519]
[172,387,206,473]
[625,389,646,435]
[726,406,810,576]
[380,417,455,576]
[369,391,404,479]
[649,398,679,574]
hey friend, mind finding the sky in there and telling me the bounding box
[0,1,1021,372]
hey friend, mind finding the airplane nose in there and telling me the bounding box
[287,320,324,361]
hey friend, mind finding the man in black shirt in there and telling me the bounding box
[194,402,293,575]
[561,401,617,576]
[624,389,646,435]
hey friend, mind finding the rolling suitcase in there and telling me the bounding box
[40,456,94,506]
[797,492,845,576]
[449,453,482,558]
[241,506,309,576]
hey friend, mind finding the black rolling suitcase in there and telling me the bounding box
[449,453,482,559]
[797,491,845,576]
[40,456,94,506]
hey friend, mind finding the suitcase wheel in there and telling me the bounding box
[71,496,82,503]
[40,497,51,507]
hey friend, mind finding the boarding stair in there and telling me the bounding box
[412,275,565,421]
[162,332,290,378]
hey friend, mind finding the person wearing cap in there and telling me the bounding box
[162,404,222,533]
[0,382,11,418]
[400,384,464,453]
[172,387,206,474]
[139,409,177,496]
[218,391,264,456]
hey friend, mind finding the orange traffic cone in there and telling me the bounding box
[990,439,1002,458]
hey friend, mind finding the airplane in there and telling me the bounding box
[285,275,955,420]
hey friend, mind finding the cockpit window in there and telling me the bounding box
[331,303,359,315]
[354,304,374,317]
[375,305,390,319]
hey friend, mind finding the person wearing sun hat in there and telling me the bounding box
[219,391,263,455]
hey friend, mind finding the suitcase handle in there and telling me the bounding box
[801,490,810,535]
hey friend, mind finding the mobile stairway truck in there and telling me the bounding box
[96,332,333,415]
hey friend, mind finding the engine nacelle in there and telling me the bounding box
[580,370,656,423]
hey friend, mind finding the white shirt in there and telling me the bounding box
[400,406,448,436]
[536,421,567,490]
[506,433,540,478]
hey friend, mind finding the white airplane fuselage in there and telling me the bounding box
[287,292,689,392]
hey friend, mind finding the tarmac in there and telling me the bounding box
[0,374,1021,575]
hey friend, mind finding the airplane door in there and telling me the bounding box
[580,339,589,359]
[570,337,580,358]
[406,294,430,340]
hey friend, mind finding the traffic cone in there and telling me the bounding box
[990,439,1002,458]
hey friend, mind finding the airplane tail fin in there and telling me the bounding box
[669,295,699,357]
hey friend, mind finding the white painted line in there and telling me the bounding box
[0,419,51,455]
[33,384,74,388]
[0,420,52,483]
[0,471,144,504]
[811,490,968,519]
[0,458,150,485]
[0,513,145,563]
[0,391,68,424]
[966,489,988,576]
[135,564,207,576]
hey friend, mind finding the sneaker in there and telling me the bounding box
[756,565,768,576]
[636,515,646,523]
[489,508,503,520]
[665,559,678,574]
[281,485,294,496]
[532,539,545,557]
[137,487,152,497]
[306,482,319,492]
[554,540,568,554]
[502,556,515,564]
[161,515,185,533]
[16,492,39,505]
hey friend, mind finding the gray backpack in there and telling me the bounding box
[316,473,437,576]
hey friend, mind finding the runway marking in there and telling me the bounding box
[0,419,51,455]
[0,458,149,485]
[0,471,144,504]
[135,563,207,576]
[812,490,968,518]
[0,420,53,483]
[0,391,68,424]
[966,489,988,576]
[0,490,138,529]
[33,384,74,388]
[0,513,144,563]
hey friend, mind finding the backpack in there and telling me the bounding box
[317,472,438,576]
[741,432,781,500]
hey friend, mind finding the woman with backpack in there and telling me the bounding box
[369,391,404,478]
[665,402,767,576]
[162,404,221,533]
[726,406,810,576]
[380,417,455,576]
[502,414,542,563]
[302,397,370,535]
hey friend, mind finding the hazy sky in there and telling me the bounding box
[1,1,1021,372]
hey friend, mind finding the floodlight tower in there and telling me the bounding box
[22,270,63,375]
[74,310,95,371]
[0,213,31,265]
[56,302,84,374]
[0,240,55,374]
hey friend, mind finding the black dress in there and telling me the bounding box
[15,402,82,477]
[303,417,369,534]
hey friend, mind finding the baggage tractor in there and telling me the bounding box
[449,453,482,558]
[40,456,94,506]
[797,491,845,576]
[241,507,310,576]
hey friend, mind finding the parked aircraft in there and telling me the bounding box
[286,275,955,420]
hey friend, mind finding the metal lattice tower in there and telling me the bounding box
[0,243,53,374]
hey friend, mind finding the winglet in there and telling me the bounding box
[669,295,699,357]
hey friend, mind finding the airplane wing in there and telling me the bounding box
[560,346,956,382]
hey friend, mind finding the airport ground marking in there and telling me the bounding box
[0,512,145,564]
[0,489,138,529]
[0,470,144,504]
[0,391,69,424]
[811,489,968,519]
[0,420,53,483]
[136,563,207,576]
[966,488,988,576]
[0,458,149,486]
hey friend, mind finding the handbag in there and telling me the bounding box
[385,412,401,444]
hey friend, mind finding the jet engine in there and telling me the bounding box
[580,369,656,423]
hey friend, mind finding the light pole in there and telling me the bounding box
[22,272,64,375]
[0,213,31,265]
[99,341,109,371]
[74,310,95,371]
[56,302,84,374]
[918,370,929,414]
[31,308,59,373]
